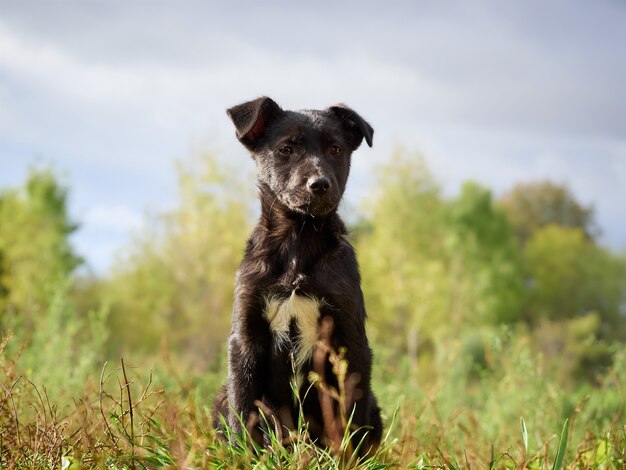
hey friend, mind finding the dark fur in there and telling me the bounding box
[212,97,382,452]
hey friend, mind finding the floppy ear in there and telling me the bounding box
[327,104,374,150]
[226,97,283,150]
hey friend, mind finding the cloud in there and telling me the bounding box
[3,1,625,143]
[70,204,144,274]
[81,204,143,232]
[1,1,625,273]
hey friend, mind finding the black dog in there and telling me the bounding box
[212,97,382,453]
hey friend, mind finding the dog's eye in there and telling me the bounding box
[329,145,342,156]
[278,146,293,156]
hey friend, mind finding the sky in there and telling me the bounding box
[1,0,625,274]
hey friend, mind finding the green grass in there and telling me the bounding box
[1,353,625,469]
[2,317,626,468]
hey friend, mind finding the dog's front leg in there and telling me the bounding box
[227,338,264,423]
[226,290,270,442]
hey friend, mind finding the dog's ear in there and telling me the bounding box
[227,97,283,150]
[327,104,374,150]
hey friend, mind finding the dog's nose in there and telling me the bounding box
[307,176,331,195]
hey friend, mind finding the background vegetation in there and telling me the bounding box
[1,150,625,468]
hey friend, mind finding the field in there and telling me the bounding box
[1,152,625,468]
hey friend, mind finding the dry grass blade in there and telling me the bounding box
[99,361,119,451]
[0,376,65,467]
[2,376,22,447]
[120,357,135,465]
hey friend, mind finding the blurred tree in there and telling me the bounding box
[357,153,525,372]
[0,168,81,334]
[356,151,447,366]
[499,181,597,244]
[523,225,626,339]
[104,153,253,365]
[532,314,614,385]
[12,278,110,402]
[444,182,525,325]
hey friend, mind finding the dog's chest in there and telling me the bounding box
[263,292,322,371]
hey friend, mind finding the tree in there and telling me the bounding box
[357,153,525,369]
[523,225,626,339]
[104,153,253,364]
[499,181,597,244]
[444,182,524,325]
[356,151,448,365]
[0,168,81,333]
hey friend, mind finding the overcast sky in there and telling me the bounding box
[1,0,625,273]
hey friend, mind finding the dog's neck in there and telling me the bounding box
[254,184,347,273]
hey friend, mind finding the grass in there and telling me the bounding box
[2,322,626,468]
[1,354,625,469]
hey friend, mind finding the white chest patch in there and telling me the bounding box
[264,292,322,371]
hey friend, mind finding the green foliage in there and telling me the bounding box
[524,225,626,336]
[104,153,252,363]
[0,167,100,405]
[552,418,570,470]
[357,151,448,351]
[2,280,109,404]
[2,151,626,467]
[444,182,524,325]
[578,344,626,428]
[357,152,525,368]
[537,316,614,387]
[3,333,625,468]
[0,167,81,335]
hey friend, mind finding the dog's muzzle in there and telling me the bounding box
[307,176,331,196]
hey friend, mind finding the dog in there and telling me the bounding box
[212,97,382,454]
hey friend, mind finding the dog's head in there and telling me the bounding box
[227,97,373,217]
